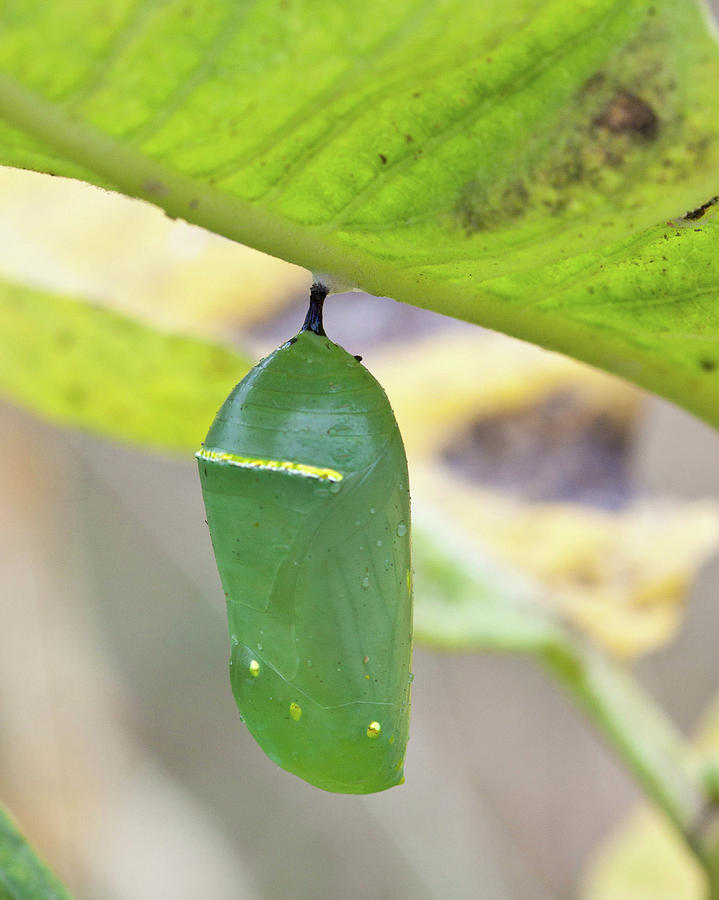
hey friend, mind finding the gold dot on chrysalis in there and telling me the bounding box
[367,721,381,739]
[249,660,260,677]
[289,702,302,721]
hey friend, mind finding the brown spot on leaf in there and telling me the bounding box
[142,178,169,196]
[379,153,387,164]
[594,91,659,141]
[684,196,719,221]
[444,391,635,509]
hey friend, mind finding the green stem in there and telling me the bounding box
[541,635,719,890]
[414,513,719,886]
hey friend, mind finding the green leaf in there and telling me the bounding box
[0,1,718,425]
[0,803,72,900]
[0,276,251,452]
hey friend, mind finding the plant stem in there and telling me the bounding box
[541,634,719,890]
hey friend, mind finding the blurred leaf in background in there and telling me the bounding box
[375,333,719,658]
[0,167,307,337]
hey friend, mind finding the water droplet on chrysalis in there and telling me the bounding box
[397,522,407,537]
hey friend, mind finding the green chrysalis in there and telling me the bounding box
[196,284,413,794]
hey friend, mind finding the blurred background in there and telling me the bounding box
[3,8,719,891]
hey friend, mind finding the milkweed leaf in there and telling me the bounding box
[0,2,718,426]
[0,275,251,452]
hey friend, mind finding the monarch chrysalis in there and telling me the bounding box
[196,284,413,794]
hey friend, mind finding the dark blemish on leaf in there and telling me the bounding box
[182,6,193,16]
[354,355,363,362]
[684,196,719,221]
[444,390,636,509]
[379,153,388,165]
[700,359,716,372]
[582,72,606,94]
[189,198,199,209]
[143,178,169,196]
[404,134,414,144]
[593,91,659,141]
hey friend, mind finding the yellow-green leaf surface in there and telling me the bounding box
[0,2,718,425]
[0,276,251,451]
[0,803,72,900]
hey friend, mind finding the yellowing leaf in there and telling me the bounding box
[0,276,251,451]
[374,332,719,658]
[0,167,307,337]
